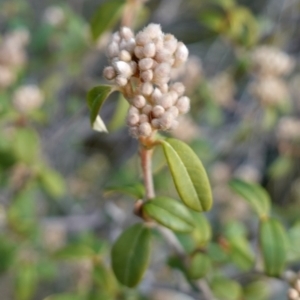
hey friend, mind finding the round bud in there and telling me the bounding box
[167,106,179,118]
[138,122,152,137]
[140,82,154,96]
[129,61,137,74]
[158,93,173,109]
[143,23,162,39]
[141,70,153,82]
[170,82,185,96]
[112,32,121,43]
[152,105,165,118]
[127,113,139,126]
[153,63,171,84]
[174,42,189,67]
[132,95,146,108]
[113,61,133,78]
[151,88,162,102]
[169,90,179,104]
[142,104,152,115]
[124,38,136,52]
[151,118,160,129]
[119,27,134,40]
[136,31,151,46]
[159,112,174,129]
[288,288,299,300]
[139,114,149,123]
[164,34,178,54]
[128,106,139,115]
[129,126,139,138]
[107,42,119,58]
[119,50,131,62]
[139,58,154,71]
[103,66,116,80]
[134,46,144,59]
[176,96,190,113]
[115,76,128,87]
[143,42,156,58]
[155,49,172,63]
[159,83,169,93]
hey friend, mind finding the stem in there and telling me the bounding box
[140,146,155,199]
[121,0,143,28]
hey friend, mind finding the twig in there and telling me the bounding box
[140,146,155,199]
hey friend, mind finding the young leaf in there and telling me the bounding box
[161,138,212,212]
[90,0,125,41]
[111,223,151,287]
[211,277,243,300]
[54,245,95,260]
[259,218,287,277]
[244,281,270,300]
[229,179,270,219]
[142,197,194,233]
[86,85,114,131]
[190,211,212,246]
[187,253,211,279]
[105,183,145,200]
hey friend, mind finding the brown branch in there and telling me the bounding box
[140,146,155,199]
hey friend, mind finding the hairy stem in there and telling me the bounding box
[140,146,155,200]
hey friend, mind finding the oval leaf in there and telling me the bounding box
[211,277,242,300]
[229,179,270,219]
[111,223,151,287]
[90,0,125,40]
[86,85,114,129]
[143,197,194,232]
[187,253,211,279]
[105,183,145,200]
[259,218,287,277]
[161,138,212,212]
[190,211,212,246]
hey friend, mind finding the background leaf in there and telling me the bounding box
[187,253,211,279]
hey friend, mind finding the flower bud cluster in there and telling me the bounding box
[288,276,300,300]
[103,23,190,138]
[0,28,30,89]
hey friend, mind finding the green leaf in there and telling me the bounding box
[287,221,300,262]
[161,138,212,212]
[244,281,270,300]
[90,0,125,40]
[229,179,270,219]
[86,85,114,131]
[93,262,117,293]
[268,156,293,179]
[143,197,194,233]
[105,183,145,200]
[187,253,211,279]
[15,264,38,300]
[190,211,212,246]
[211,277,243,300]
[44,294,82,300]
[259,218,287,277]
[54,244,95,260]
[111,223,151,287]
[0,235,16,274]
[108,94,130,131]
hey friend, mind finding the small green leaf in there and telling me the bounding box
[93,261,117,294]
[187,253,211,279]
[211,277,243,300]
[161,138,212,212]
[287,221,300,262]
[143,197,194,233]
[259,218,287,277]
[229,179,270,219]
[244,281,270,300]
[108,94,130,131]
[268,156,293,179]
[38,168,65,198]
[86,85,114,130]
[54,245,95,260]
[111,223,151,287]
[190,211,212,246]
[90,0,125,40]
[105,183,145,200]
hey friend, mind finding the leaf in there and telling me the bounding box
[187,253,211,279]
[93,262,117,294]
[161,138,212,212]
[287,221,300,262]
[211,277,243,300]
[54,244,95,260]
[190,211,212,246]
[90,0,125,40]
[259,218,288,277]
[111,223,151,287]
[143,197,194,233]
[229,179,270,219]
[86,85,114,130]
[108,94,130,131]
[105,183,145,200]
[244,281,270,300]
[268,156,293,179]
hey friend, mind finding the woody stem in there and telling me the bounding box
[140,146,155,200]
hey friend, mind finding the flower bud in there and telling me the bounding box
[174,42,189,67]
[176,96,190,113]
[138,122,152,137]
[142,104,152,115]
[129,126,139,138]
[159,112,174,129]
[141,70,153,82]
[119,50,131,62]
[129,61,137,74]
[143,24,162,39]
[136,31,151,46]
[127,113,139,126]
[151,118,160,128]
[159,83,169,93]
[167,106,179,117]
[143,42,156,58]
[115,76,128,87]
[288,288,299,300]
[124,38,136,52]
[152,105,165,118]
[128,106,139,115]
[151,88,162,102]
[139,58,154,71]
[158,93,173,109]
[132,95,146,108]
[134,46,144,59]
[107,42,119,58]
[140,82,153,96]
[113,61,132,78]
[153,63,171,84]
[155,49,172,63]
[120,27,134,40]
[164,34,178,54]
[103,66,116,80]
[112,32,121,42]
[139,114,149,123]
[170,82,185,96]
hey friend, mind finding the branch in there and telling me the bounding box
[140,146,155,199]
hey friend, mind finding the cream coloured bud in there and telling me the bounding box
[159,112,174,129]
[288,288,299,300]
[138,122,152,137]
[140,82,154,96]
[152,105,165,118]
[159,83,169,93]
[115,76,128,87]
[176,96,190,113]
[136,31,151,46]
[167,106,179,117]
[139,58,154,71]
[164,34,178,54]
[107,42,119,58]
[295,280,300,292]
[142,104,152,115]
[168,90,179,104]
[128,106,139,115]
[151,88,162,102]
[112,32,121,43]
[134,46,144,59]
[119,50,131,62]
[141,70,153,82]
[132,95,146,108]
[158,93,173,109]
[129,126,139,138]
[155,49,172,63]
[154,63,171,83]
[103,66,116,80]
[143,23,162,39]
[127,113,139,126]
[129,61,137,74]
[151,118,160,129]
[143,42,156,58]
[170,82,185,96]
[124,38,136,52]
[113,61,133,78]
[139,114,149,123]
[174,42,189,67]
[119,27,134,40]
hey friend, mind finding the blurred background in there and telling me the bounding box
[0,0,300,299]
